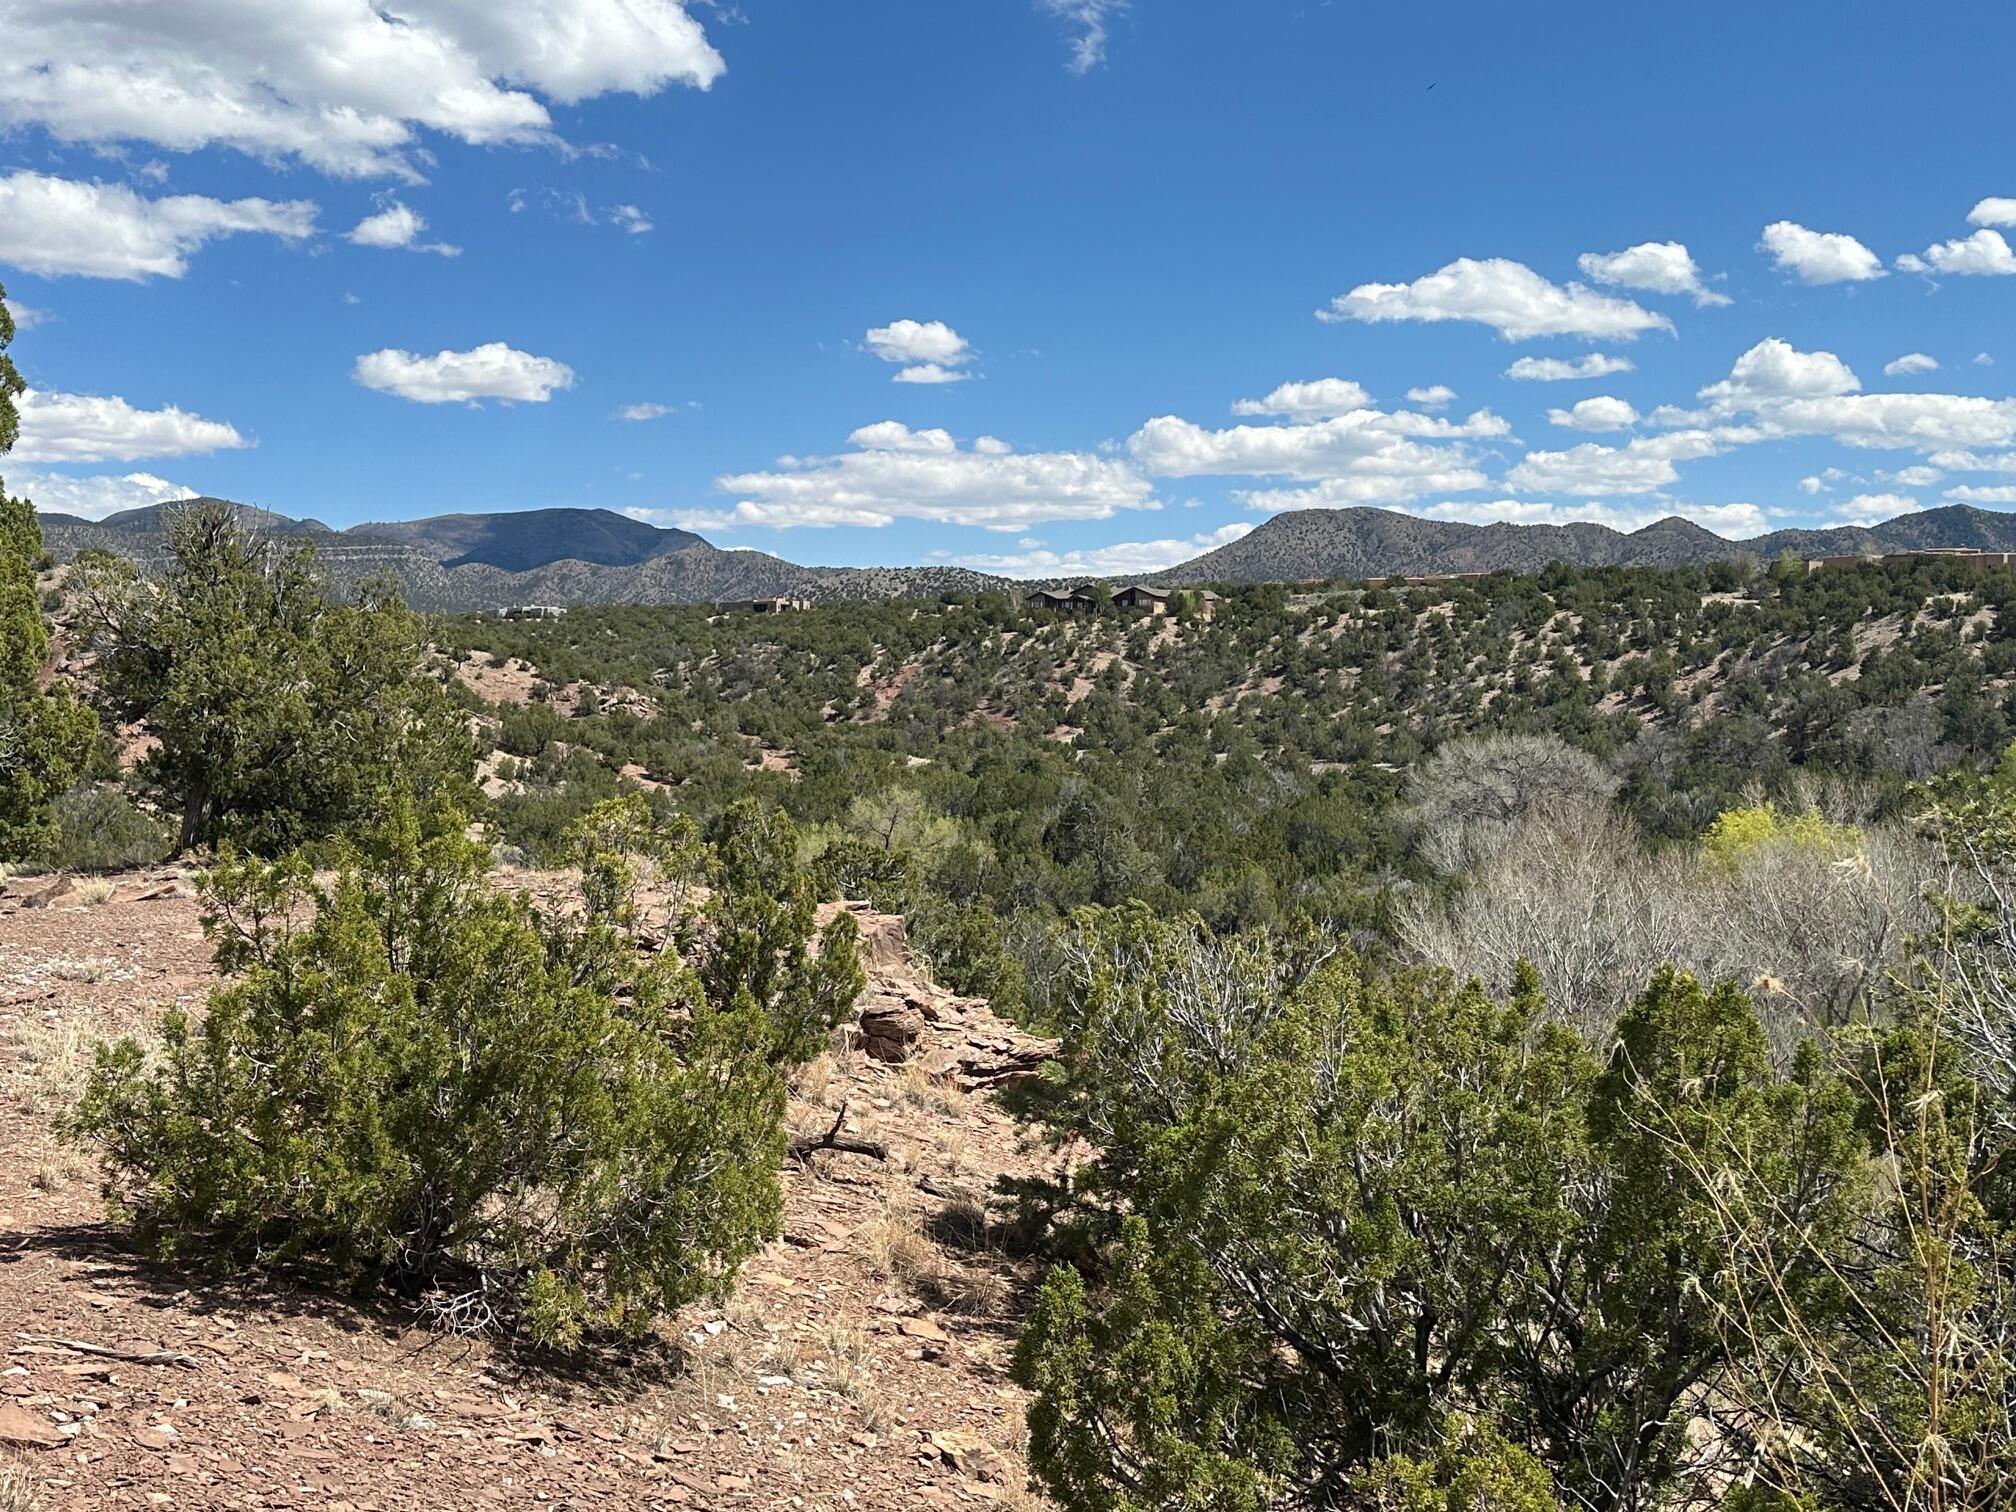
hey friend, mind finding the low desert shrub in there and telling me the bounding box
[71,792,863,1347]
[43,784,173,872]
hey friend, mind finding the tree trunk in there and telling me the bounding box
[176,785,207,857]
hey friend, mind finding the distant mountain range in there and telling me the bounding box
[33,501,1003,610]
[32,498,2016,610]
[1162,505,2016,584]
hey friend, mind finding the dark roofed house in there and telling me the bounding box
[1113,584,1173,613]
[1026,586,1099,614]
[1031,582,1221,617]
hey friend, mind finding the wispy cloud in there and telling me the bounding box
[1038,0,1126,75]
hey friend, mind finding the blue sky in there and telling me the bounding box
[3,0,2016,577]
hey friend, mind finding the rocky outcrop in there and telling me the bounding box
[859,993,929,1062]
[817,901,1056,1083]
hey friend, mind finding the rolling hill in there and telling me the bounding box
[349,507,707,572]
[1158,504,2016,584]
[34,496,2016,609]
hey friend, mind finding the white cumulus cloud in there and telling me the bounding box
[0,170,315,280]
[1758,220,1886,284]
[892,363,972,385]
[613,402,672,421]
[16,469,199,521]
[347,199,459,256]
[0,0,725,181]
[848,421,957,453]
[1127,404,1509,510]
[1231,378,1373,417]
[1505,431,1725,496]
[864,319,975,383]
[1682,341,2016,453]
[1504,353,1636,382]
[352,342,575,404]
[12,388,249,463]
[1967,198,2016,228]
[1321,257,1672,341]
[1576,241,1729,307]
[1932,451,2016,473]
[1947,485,2016,504]
[1884,352,1940,377]
[1897,229,2016,277]
[685,422,1158,532]
[1700,337,1862,404]
[1833,493,1920,525]
[1546,396,1638,432]
[865,319,969,365]
[1405,385,1456,410]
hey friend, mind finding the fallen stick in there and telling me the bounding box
[15,1334,205,1369]
[788,1102,887,1162]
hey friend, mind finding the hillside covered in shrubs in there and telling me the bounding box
[15,449,2016,1505]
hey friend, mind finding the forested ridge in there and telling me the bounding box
[450,553,2013,923]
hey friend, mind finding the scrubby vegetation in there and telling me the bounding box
[71,792,862,1346]
[72,499,475,855]
[439,548,2016,1025]
[421,560,2016,1503]
[16,277,2016,1496]
[0,282,96,861]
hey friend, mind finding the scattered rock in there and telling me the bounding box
[0,1401,68,1449]
[132,1421,180,1451]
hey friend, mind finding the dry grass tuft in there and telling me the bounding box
[4,1016,92,1118]
[351,1389,435,1432]
[812,1324,891,1431]
[897,1060,961,1116]
[45,957,113,983]
[68,878,117,907]
[859,1192,1011,1318]
[28,1153,87,1194]
[859,1194,940,1286]
[0,1453,41,1512]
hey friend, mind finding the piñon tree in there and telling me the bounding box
[0,279,97,861]
[75,498,472,854]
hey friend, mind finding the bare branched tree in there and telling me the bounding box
[1401,797,1947,1048]
[1403,732,1622,876]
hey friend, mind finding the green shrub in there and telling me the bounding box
[1012,907,1869,1510]
[1,485,97,863]
[911,897,1025,1016]
[75,501,474,855]
[43,784,173,871]
[71,793,863,1346]
[809,831,916,912]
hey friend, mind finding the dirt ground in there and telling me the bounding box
[0,874,1063,1511]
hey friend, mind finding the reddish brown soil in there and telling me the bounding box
[0,876,1062,1510]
